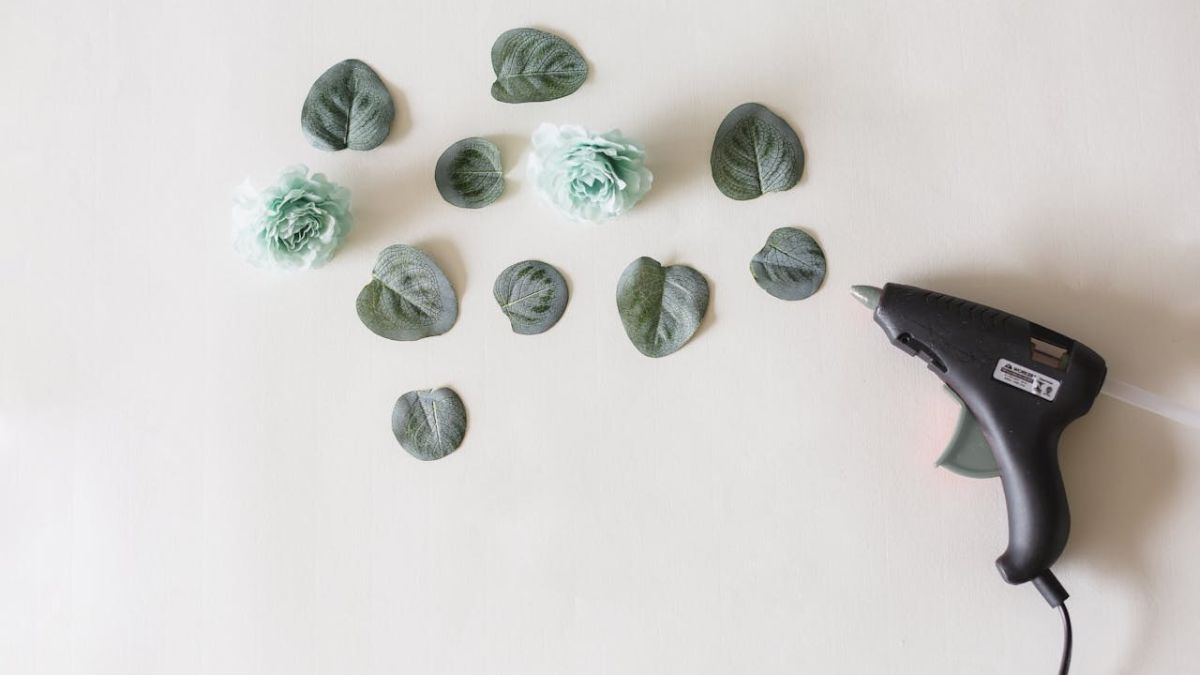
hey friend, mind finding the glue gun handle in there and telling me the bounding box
[993,425,1071,584]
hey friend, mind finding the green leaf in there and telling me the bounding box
[616,257,709,358]
[749,227,826,300]
[710,102,804,200]
[435,137,504,208]
[356,245,458,341]
[301,59,395,151]
[392,388,467,461]
[490,28,588,103]
[493,260,568,335]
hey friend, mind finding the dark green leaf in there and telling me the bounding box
[392,388,467,461]
[490,28,588,103]
[616,257,709,358]
[356,245,458,341]
[750,227,826,300]
[710,102,804,200]
[301,59,395,151]
[493,260,568,334]
[435,137,504,208]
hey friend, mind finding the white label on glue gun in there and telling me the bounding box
[993,359,1060,401]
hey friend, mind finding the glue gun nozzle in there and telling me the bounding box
[850,285,882,310]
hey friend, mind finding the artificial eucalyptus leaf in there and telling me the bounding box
[490,28,588,103]
[301,59,395,151]
[750,227,826,300]
[392,388,467,461]
[493,260,568,335]
[710,102,804,200]
[435,137,504,208]
[356,244,458,341]
[616,257,709,358]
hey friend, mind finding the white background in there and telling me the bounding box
[3,1,1199,673]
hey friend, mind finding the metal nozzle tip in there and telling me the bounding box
[850,285,882,310]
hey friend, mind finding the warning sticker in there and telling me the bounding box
[993,359,1060,401]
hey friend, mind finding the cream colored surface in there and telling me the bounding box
[2,1,1198,673]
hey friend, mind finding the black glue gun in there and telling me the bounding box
[852,283,1107,586]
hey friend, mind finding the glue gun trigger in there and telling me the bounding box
[936,386,1000,479]
[851,284,1000,479]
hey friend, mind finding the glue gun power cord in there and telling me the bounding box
[1032,570,1073,675]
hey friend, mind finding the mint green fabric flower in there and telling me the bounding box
[527,123,653,223]
[232,165,352,270]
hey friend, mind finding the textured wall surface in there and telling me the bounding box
[2,1,1199,673]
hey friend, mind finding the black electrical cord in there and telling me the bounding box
[1055,603,1073,675]
[1033,570,1072,675]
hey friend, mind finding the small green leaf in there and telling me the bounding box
[750,227,826,300]
[490,28,588,103]
[356,245,458,341]
[435,137,504,208]
[493,260,568,335]
[392,388,467,461]
[301,59,395,151]
[616,257,709,358]
[710,102,804,200]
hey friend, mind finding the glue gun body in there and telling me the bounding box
[871,284,1107,584]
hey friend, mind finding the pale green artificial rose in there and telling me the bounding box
[232,165,352,270]
[527,123,653,223]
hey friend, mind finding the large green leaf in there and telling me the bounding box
[356,245,458,341]
[710,102,804,200]
[490,28,588,103]
[392,388,467,461]
[301,59,395,151]
[616,257,709,358]
[493,260,568,335]
[435,137,504,208]
[749,227,826,300]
